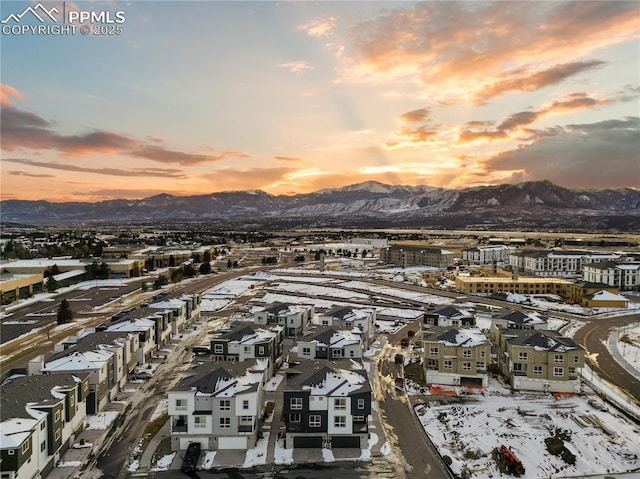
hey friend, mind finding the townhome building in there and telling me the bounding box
[39,348,115,415]
[210,324,284,378]
[497,329,585,393]
[422,327,491,387]
[167,360,265,451]
[297,328,363,360]
[0,373,90,479]
[314,306,375,345]
[283,360,371,449]
[106,318,157,363]
[148,294,200,335]
[582,261,640,291]
[509,250,622,278]
[461,245,514,264]
[382,245,454,269]
[490,310,548,341]
[253,302,314,337]
[423,305,476,328]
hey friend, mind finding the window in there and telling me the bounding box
[194,416,206,428]
[357,399,365,409]
[55,429,61,441]
[333,349,343,358]
[290,397,303,410]
[553,367,564,377]
[21,441,29,454]
[334,398,346,410]
[518,351,528,361]
[476,362,486,370]
[353,415,365,422]
[462,362,471,371]
[573,355,580,364]
[568,367,576,376]
[54,410,60,422]
[40,422,45,430]
[175,399,187,411]
[258,346,265,355]
[219,417,231,429]
[41,441,46,452]
[220,400,231,411]
[302,347,311,356]
[213,344,223,353]
[334,416,346,428]
[462,349,472,358]
[290,413,301,423]
[430,347,439,356]
[7,449,14,455]
[513,363,524,373]
[443,360,452,369]
[243,400,249,410]
[244,346,251,354]
[554,354,564,363]
[309,415,321,427]
[533,365,543,375]
[480,350,486,358]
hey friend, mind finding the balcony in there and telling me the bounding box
[353,422,368,433]
[238,424,254,433]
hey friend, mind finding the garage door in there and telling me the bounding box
[179,438,208,450]
[332,436,361,448]
[218,436,248,450]
[293,436,323,448]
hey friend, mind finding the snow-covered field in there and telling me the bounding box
[416,388,640,478]
[617,323,640,374]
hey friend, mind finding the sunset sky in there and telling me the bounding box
[1,0,639,202]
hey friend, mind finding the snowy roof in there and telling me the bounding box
[171,365,260,397]
[220,325,280,345]
[284,360,370,397]
[148,299,186,310]
[306,328,361,348]
[497,310,547,326]
[587,290,628,302]
[0,418,37,448]
[106,318,155,333]
[425,327,488,347]
[42,350,110,372]
[508,330,581,353]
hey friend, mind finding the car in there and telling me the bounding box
[407,330,416,338]
[135,370,153,380]
[181,442,201,472]
[394,353,404,365]
[400,337,410,348]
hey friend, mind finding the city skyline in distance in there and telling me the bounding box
[1,0,639,202]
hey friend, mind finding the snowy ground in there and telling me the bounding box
[86,411,120,430]
[415,385,640,478]
[616,323,640,374]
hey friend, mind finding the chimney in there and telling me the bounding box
[512,266,519,281]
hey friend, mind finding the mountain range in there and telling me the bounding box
[2,181,639,231]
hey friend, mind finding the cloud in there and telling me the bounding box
[274,156,304,162]
[74,188,187,200]
[7,170,55,178]
[3,158,187,178]
[400,107,430,123]
[298,17,337,37]
[0,88,250,164]
[476,61,606,103]
[205,167,299,191]
[337,2,638,101]
[279,61,314,73]
[482,117,640,188]
[0,84,25,107]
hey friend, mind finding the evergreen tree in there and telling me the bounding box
[199,261,212,274]
[47,276,59,292]
[57,299,73,324]
[203,250,212,263]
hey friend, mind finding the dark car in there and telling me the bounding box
[181,442,201,472]
[407,330,416,338]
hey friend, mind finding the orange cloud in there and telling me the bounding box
[0,84,25,107]
[400,107,430,123]
[279,61,314,73]
[274,156,304,162]
[3,158,187,178]
[299,17,337,37]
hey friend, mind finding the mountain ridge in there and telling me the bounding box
[2,180,639,231]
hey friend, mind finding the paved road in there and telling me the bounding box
[572,314,640,404]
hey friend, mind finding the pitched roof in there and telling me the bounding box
[508,330,581,352]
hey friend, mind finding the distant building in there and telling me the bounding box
[422,327,491,387]
[455,276,571,295]
[497,329,585,393]
[508,250,622,278]
[423,305,476,328]
[253,302,314,337]
[297,328,363,360]
[348,238,389,248]
[0,272,44,305]
[582,261,640,291]
[314,306,375,345]
[381,245,454,268]
[567,282,628,308]
[461,245,514,264]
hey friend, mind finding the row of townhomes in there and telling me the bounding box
[167,304,376,453]
[0,294,201,479]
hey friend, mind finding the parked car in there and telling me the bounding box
[135,370,153,380]
[181,442,201,473]
[407,330,416,338]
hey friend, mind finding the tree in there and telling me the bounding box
[314,249,326,261]
[294,255,305,262]
[199,261,212,274]
[47,276,59,292]
[57,299,73,324]
[171,268,184,283]
[203,250,212,263]
[227,259,232,269]
[232,260,238,268]
[153,275,168,290]
[362,250,368,258]
[98,262,110,279]
[50,264,61,276]
[191,252,201,263]
[183,264,197,278]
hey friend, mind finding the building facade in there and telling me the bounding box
[461,245,514,264]
[509,250,622,278]
[253,303,314,337]
[382,245,454,269]
[582,261,640,291]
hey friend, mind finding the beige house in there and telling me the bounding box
[422,327,491,387]
[497,329,585,393]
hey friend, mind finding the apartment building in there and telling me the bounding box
[497,329,585,393]
[509,250,622,278]
[381,245,454,269]
[0,272,44,306]
[253,302,314,337]
[167,361,265,451]
[461,245,514,264]
[283,360,371,449]
[567,281,626,308]
[583,261,640,291]
[0,373,90,479]
[455,276,571,296]
[314,306,375,345]
[210,324,284,377]
[106,318,157,364]
[297,328,363,360]
[423,305,475,328]
[422,327,491,387]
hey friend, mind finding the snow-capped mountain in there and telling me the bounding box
[1,181,639,231]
